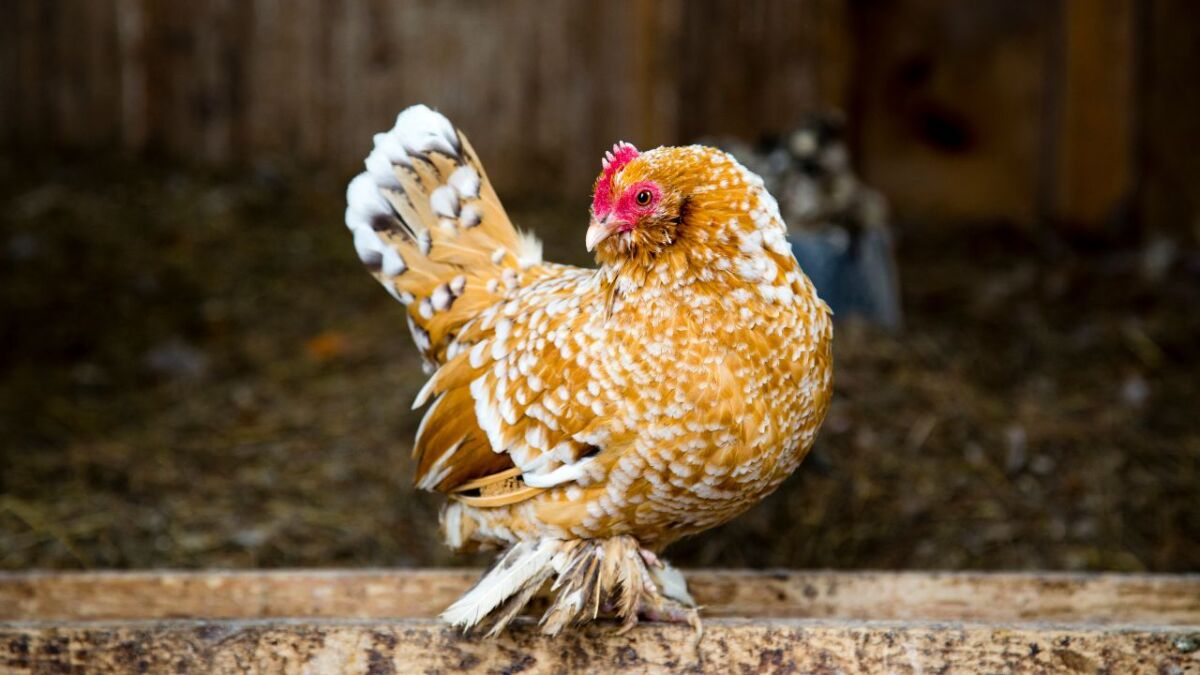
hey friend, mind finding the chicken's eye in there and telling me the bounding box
[635,189,653,206]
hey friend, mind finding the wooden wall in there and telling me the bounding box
[1,0,1196,242]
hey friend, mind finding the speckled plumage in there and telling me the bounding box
[344,105,833,634]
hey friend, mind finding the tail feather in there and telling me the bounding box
[345,104,542,370]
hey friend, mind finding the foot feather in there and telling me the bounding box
[440,538,560,630]
[440,535,698,637]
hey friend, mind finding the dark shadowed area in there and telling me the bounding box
[1,156,1196,572]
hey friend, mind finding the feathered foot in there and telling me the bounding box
[439,535,699,637]
[617,585,703,640]
[619,547,702,639]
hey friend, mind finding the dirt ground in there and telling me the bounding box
[1,156,1197,572]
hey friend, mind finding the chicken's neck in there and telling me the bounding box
[597,239,807,320]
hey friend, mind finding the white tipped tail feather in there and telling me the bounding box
[343,104,542,371]
[440,536,698,636]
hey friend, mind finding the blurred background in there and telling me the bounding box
[1,1,1197,572]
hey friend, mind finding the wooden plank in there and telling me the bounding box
[1,570,1197,624]
[77,0,122,147]
[2,618,1199,673]
[114,0,149,151]
[1053,0,1136,235]
[136,0,187,157]
[1138,0,1200,246]
[0,0,15,145]
[188,0,249,164]
[12,0,53,147]
[48,0,82,145]
[813,0,853,114]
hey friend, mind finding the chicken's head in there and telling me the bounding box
[588,141,775,273]
[587,141,682,264]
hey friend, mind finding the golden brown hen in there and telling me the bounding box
[344,105,833,635]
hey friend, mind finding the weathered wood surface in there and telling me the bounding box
[3,618,1199,674]
[3,569,1200,625]
[1,570,1198,673]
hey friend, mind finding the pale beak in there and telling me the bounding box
[585,218,619,252]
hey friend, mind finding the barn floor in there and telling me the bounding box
[1,156,1197,572]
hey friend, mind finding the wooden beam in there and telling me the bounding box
[3,618,1197,674]
[1,570,1198,672]
[3,569,1199,624]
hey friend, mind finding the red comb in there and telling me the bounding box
[593,141,639,215]
[602,141,639,174]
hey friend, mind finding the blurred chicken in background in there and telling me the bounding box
[710,114,902,331]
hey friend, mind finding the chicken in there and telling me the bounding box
[712,114,902,330]
[344,105,833,635]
